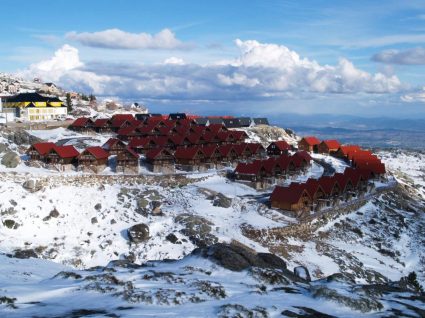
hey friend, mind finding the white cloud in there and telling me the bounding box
[401,87,425,102]
[372,47,425,65]
[66,28,190,50]
[20,40,405,101]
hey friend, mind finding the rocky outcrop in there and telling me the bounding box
[193,243,287,272]
[175,214,218,247]
[294,266,311,282]
[22,179,43,192]
[127,223,150,243]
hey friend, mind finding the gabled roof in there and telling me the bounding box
[102,138,126,150]
[356,162,386,175]
[276,155,295,170]
[338,145,361,156]
[93,118,110,128]
[168,113,187,120]
[229,130,247,141]
[174,146,204,160]
[145,147,173,160]
[233,143,250,156]
[293,151,312,162]
[333,173,351,191]
[189,125,206,135]
[253,118,269,125]
[237,117,252,127]
[246,143,265,154]
[218,144,236,157]
[195,117,209,125]
[201,145,221,158]
[117,126,137,136]
[81,146,109,160]
[147,136,168,147]
[343,168,363,187]
[321,140,340,150]
[206,123,226,134]
[111,118,130,128]
[304,178,325,198]
[207,118,224,125]
[120,147,139,159]
[271,183,311,205]
[111,114,134,122]
[5,92,49,103]
[268,140,291,151]
[71,117,92,128]
[128,137,149,148]
[52,145,79,159]
[318,176,340,195]
[235,161,263,175]
[301,136,321,146]
[30,142,56,156]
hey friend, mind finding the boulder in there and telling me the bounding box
[94,203,102,211]
[151,201,162,215]
[1,151,20,168]
[3,219,19,229]
[294,266,311,282]
[212,193,232,208]
[22,179,42,192]
[127,223,150,243]
[193,243,287,272]
[91,217,98,224]
[165,233,179,244]
[0,143,8,153]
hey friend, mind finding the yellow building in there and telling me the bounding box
[2,92,67,121]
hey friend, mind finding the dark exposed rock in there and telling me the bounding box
[127,223,150,243]
[91,217,98,224]
[212,193,232,208]
[22,179,42,192]
[0,143,8,153]
[13,249,38,259]
[3,219,19,229]
[54,271,83,280]
[282,306,337,318]
[218,304,269,318]
[94,203,102,211]
[165,233,179,244]
[175,214,218,247]
[107,259,142,269]
[193,243,287,272]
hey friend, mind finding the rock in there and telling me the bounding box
[175,214,218,247]
[110,219,117,225]
[294,266,311,282]
[0,143,8,153]
[3,219,19,229]
[151,201,162,215]
[127,223,150,243]
[165,233,179,244]
[49,208,60,218]
[91,217,98,224]
[13,249,38,259]
[193,243,287,272]
[1,151,20,168]
[22,179,42,192]
[326,273,355,284]
[107,259,142,269]
[94,203,102,211]
[212,193,232,208]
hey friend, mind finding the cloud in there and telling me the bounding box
[66,28,191,50]
[372,47,425,65]
[401,87,425,102]
[20,40,405,102]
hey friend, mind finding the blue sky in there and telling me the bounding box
[2,0,425,117]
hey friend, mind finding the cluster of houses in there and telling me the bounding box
[297,136,386,179]
[26,113,273,173]
[268,136,387,217]
[27,139,139,173]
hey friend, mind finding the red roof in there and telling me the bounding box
[174,146,204,160]
[71,117,92,128]
[31,142,56,156]
[271,183,311,205]
[117,126,137,136]
[276,155,295,170]
[218,144,236,157]
[111,118,130,128]
[302,136,321,146]
[356,162,386,175]
[229,130,248,141]
[102,138,125,150]
[93,118,110,128]
[206,124,225,134]
[122,147,139,158]
[190,126,206,135]
[147,136,168,147]
[321,140,340,149]
[338,145,361,156]
[235,161,263,175]
[201,145,220,158]
[268,140,291,151]
[333,173,351,191]
[145,147,173,160]
[52,145,79,159]
[111,114,134,122]
[246,143,265,154]
[293,151,312,162]
[81,146,109,160]
[128,137,149,148]
[318,176,340,195]
[344,168,363,187]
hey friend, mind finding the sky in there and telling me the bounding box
[2,0,425,118]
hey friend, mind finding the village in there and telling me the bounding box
[24,110,387,219]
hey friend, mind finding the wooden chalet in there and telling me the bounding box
[317,176,342,207]
[298,136,320,152]
[145,148,175,173]
[333,145,362,159]
[174,146,205,171]
[234,161,266,183]
[201,145,223,168]
[45,145,79,171]
[270,183,312,217]
[317,140,341,154]
[69,117,93,133]
[102,138,127,155]
[267,140,291,156]
[117,126,138,141]
[304,179,327,211]
[93,118,111,133]
[27,142,56,161]
[168,113,187,120]
[128,138,149,154]
[77,146,109,173]
[116,147,139,173]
